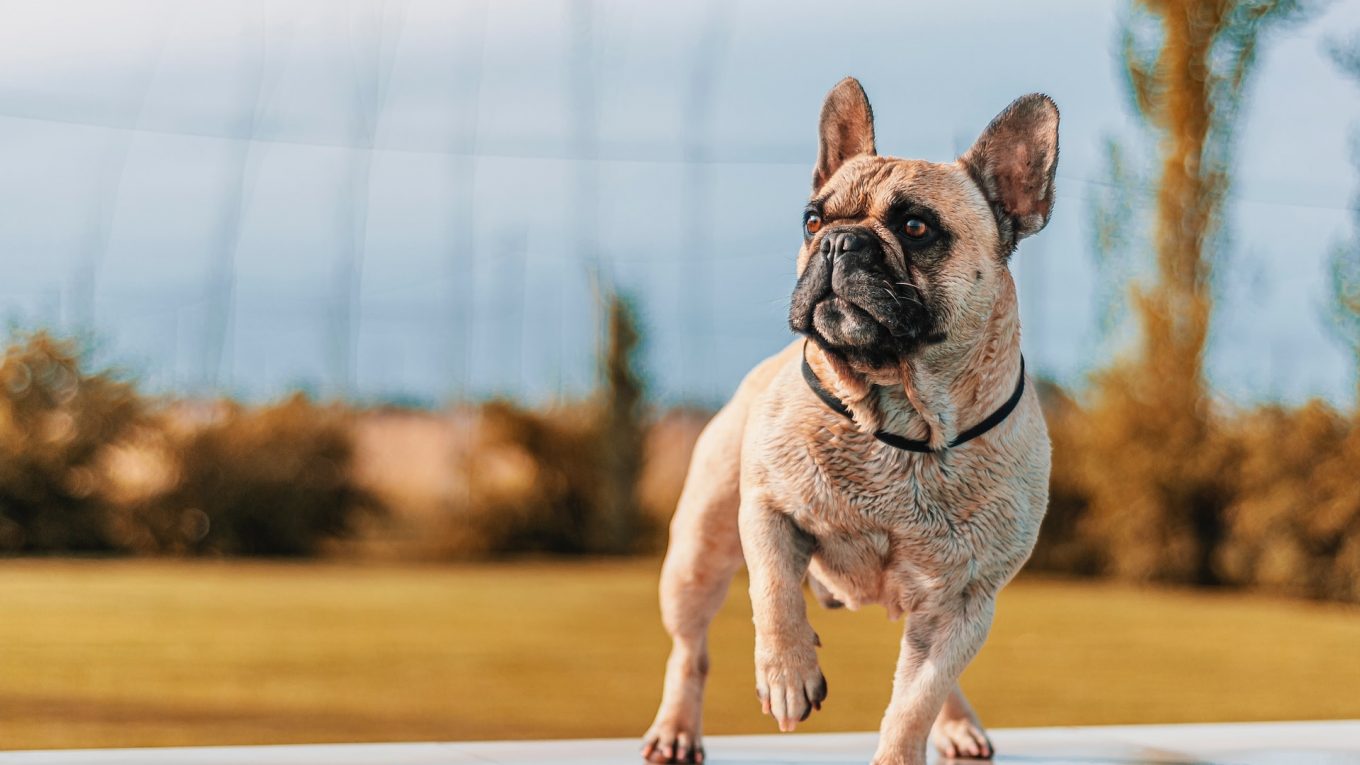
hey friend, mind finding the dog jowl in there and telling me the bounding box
[643,77,1057,765]
[788,217,942,367]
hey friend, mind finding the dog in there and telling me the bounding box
[640,77,1057,765]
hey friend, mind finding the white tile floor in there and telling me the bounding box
[2,721,1357,765]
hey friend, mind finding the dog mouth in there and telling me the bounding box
[810,296,890,349]
[788,243,938,363]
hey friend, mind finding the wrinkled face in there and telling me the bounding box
[787,78,1059,372]
[788,156,1003,368]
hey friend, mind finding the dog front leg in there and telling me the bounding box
[872,595,995,765]
[738,494,826,732]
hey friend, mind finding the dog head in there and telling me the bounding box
[788,77,1058,372]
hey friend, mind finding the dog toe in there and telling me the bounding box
[642,721,703,764]
[932,717,994,761]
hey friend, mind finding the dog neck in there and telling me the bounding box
[805,279,1024,450]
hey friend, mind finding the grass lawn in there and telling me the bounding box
[1,558,1358,750]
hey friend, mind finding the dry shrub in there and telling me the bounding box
[354,403,705,559]
[443,401,618,556]
[1027,380,1098,575]
[442,291,649,558]
[0,332,147,553]
[1067,364,1239,585]
[134,394,380,556]
[637,407,710,552]
[444,401,706,559]
[1217,402,1360,601]
[1035,378,1360,603]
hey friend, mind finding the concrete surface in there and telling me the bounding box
[2,720,1358,765]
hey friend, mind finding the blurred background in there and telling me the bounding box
[2,0,1360,752]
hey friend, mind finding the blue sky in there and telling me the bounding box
[0,0,1357,405]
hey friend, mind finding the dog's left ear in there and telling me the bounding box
[814,77,877,190]
[960,94,1059,247]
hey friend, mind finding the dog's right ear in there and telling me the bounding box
[813,77,876,191]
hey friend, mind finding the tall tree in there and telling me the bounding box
[1075,0,1308,585]
[591,289,647,554]
[1124,0,1308,413]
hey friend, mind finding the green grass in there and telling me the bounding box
[1,558,1358,750]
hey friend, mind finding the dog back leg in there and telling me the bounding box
[642,401,746,764]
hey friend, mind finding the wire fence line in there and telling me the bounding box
[0,143,1345,408]
[2,104,1352,215]
[1,2,1354,407]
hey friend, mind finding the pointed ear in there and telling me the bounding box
[960,93,1060,247]
[813,77,876,190]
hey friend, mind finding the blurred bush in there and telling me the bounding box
[1032,384,1360,603]
[1217,402,1360,602]
[441,400,613,556]
[5,320,1357,602]
[132,394,379,556]
[1026,380,1099,575]
[1074,364,1237,585]
[441,291,652,557]
[0,332,148,553]
[637,407,710,551]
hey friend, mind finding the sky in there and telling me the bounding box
[0,0,1357,406]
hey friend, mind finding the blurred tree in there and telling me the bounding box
[1075,0,1310,584]
[591,289,647,554]
[1123,0,1310,405]
[1324,33,1360,406]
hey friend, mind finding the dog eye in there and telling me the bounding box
[804,213,823,238]
[903,218,931,239]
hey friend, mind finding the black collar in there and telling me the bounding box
[800,342,1026,454]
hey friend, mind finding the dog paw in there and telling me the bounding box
[641,719,704,763]
[931,715,993,760]
[754,642,827,731]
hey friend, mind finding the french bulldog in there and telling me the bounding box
[642,76,1057,765]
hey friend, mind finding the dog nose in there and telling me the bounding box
[820,228,871,259]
